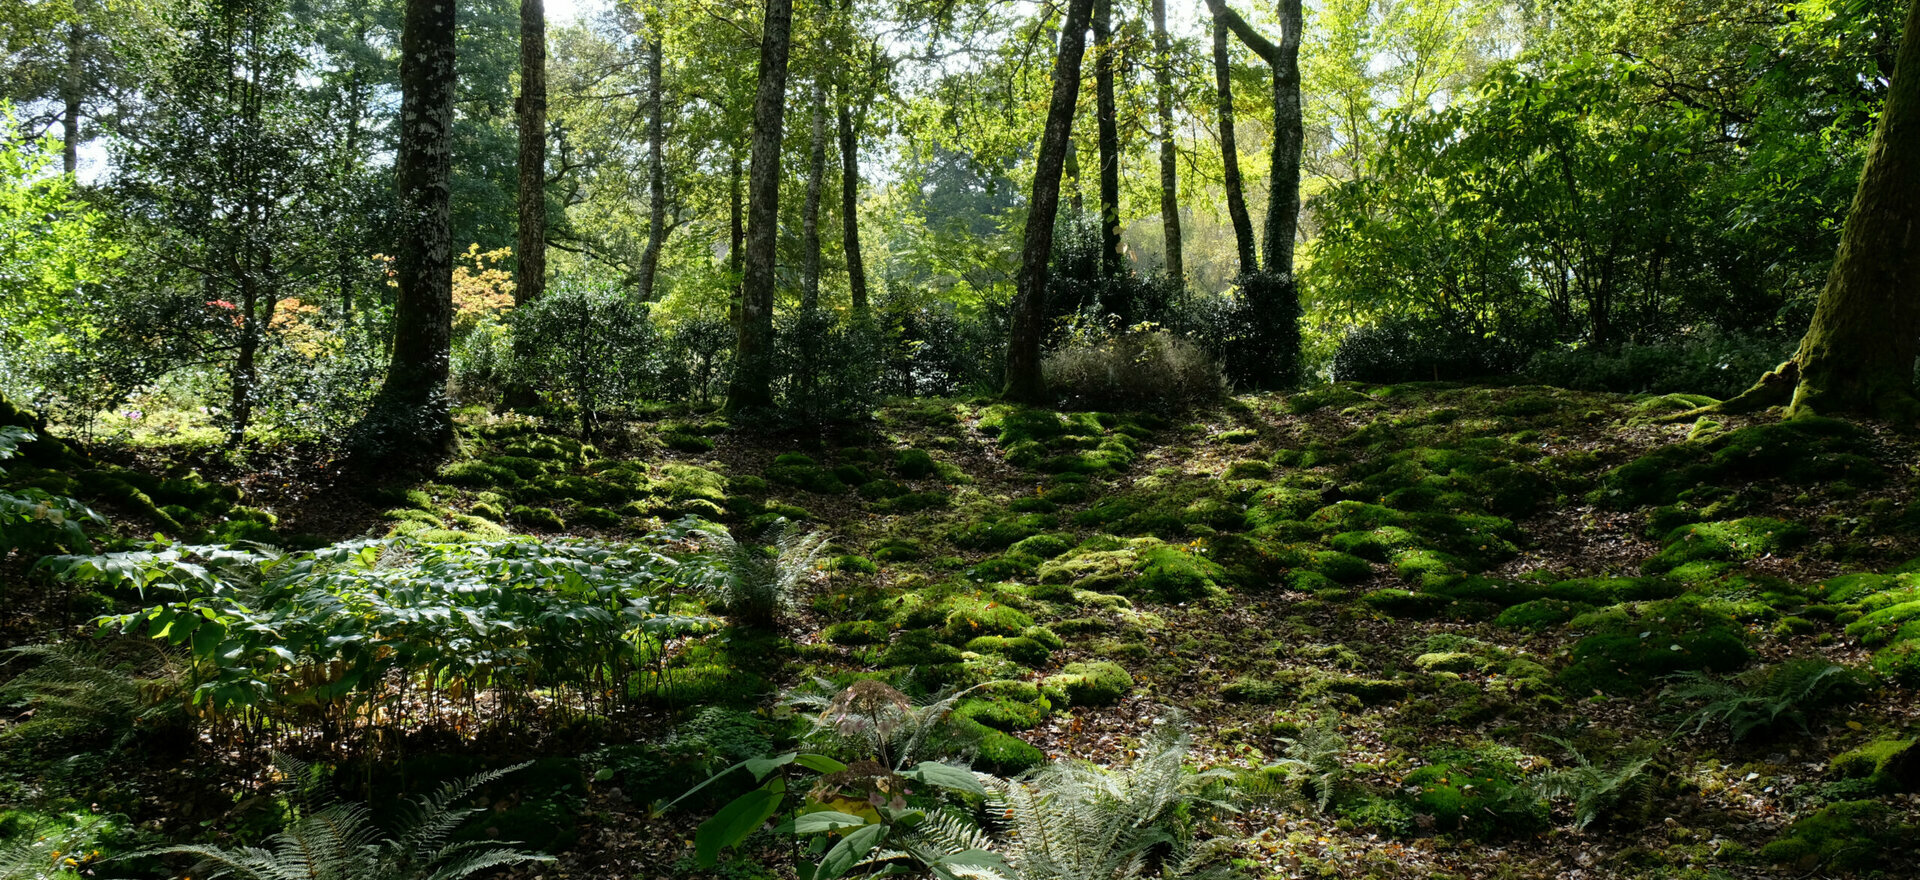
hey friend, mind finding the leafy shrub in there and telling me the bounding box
[1525,331,1795,398]
[1043,329,1225,413]
[1531,736,1662,830]
[1331,315,1542,384]
[505,280,662,438]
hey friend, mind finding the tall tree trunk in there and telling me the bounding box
[1152,0,1183,281]
[1093,0,1122,276]
[1212,13,1256,277]
[1064,140,1084,215]
[637,34,667,300]
[61,22,82,175]
[1264,0,1302,279]
[1778,0,1920,420]
[800,74,827,311]
[515,0,546,305]
[726,0,794,413]
[728,148,743,322]
[837,96,867,313]
[356,0,457,458]
[1005,0,1096,403]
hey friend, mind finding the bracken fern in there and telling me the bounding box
[1530,735,1661,830]
[1663,659,1864,741]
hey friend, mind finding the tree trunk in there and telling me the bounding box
[726,0,794,414]
[801,74,827,311]
[1005,0,1096,403]
[837,96,867,313]
[637,34,667,300]
[1264,0,1302,279]
[515,0,546,306]
[1782,0,1920,421]
[62,22,82,175]
[728,149,744,280]
[1064,140,1084,215]
[1152,0,1183,281]
[356,0,457,459]
[1093,0,1122,276]
[1212,13,1256,277]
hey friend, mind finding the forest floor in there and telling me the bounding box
[6,381,1920,879]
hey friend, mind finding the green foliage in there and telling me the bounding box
[0,427,101,555]
[58,533,716,721]
[1557,601,1751,695]
[1597,417,1882,508]
[0,641,186,754]
[505,280,663,438]
[1758,800,1908,873]
[1402,745,1546,837]
[1662,660,1865,741]
[151,755,552,880]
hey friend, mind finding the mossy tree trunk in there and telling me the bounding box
[1151,0,1183,281]
[355,0,456,461]
[1781,0,1920,421]
[1005,0,1096,404]
[1210,12,1256,277]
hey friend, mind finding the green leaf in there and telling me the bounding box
[745,753,799,781]
[794,753,850,775]
[816,822,887,880]
[695,787,783,868]
[901,761,985,797]
[793,811,870,835]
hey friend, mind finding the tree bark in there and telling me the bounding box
[728,149,744,280]
[1152,0,1183,281]
[726,0,794,413]
[801,73,828,311]
[1781,0,1920,421]
[515,0,546,306]
[1005,0,1096,403]
[837,96,868,313]
[356,0,457,458]
[1266,0,1303,280]
[1211,13,1256,277]
[637,34,667,300]
[1093,0,1122,276]
[62,22,83,175]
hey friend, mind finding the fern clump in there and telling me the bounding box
[0,641,186,755]
[1663,659,1866,741]
[149,755,552,880]
[680,517,828,631]
[1530,736,1662,829]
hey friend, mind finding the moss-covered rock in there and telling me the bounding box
[1403,758,1547,837]
[1041,661,1133,707]
[1644,517,1811,574]
[1557,601,1751,695]
[1133,546,1227,600]
[1495,598,1595,631]
[940,597,1036,642]
[508,505,565,529]
[1598,417,1884,508]
[963,635,1052,666]
[1009,533,1075,559]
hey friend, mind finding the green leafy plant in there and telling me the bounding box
[1272,718,1349,814]
[1662,659,1865,741]
[149,755,553,880]
[0,427,102,557]
[48,532,717,738]
[679,517,829,631]
[1530,735,1662,830]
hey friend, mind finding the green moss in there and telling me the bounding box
[1644,517,1811,574]
[955,717,1046,775]
[1759,801,1905,872]
[1134,546,1226,600]
[894,448,938,479]
[1543,576,1680,605]
[1558,601,1751,695]
[873,491,951,513]
[857,479,910,500]
[954,696,1047,731]
[1328,526,1417,562]
[941,597,1036,642]
[872,538,923,562]
[953,513,1053,550]
[1598,417,1884,508]
[822,620,889,645]
[1829,739,1915,783]
[574,506,621,528]
[508,505,565,530]
[1225,460,1273,480]
[1495,598,1595,631]
[1312,550,1375,585]
[1009,533,1075,559]
[964,635,1051,666]
[1402,759,1546,837]
[662,432,715,452]
[654,463,728,505]
[967,554,1039,582]
[879,630,963,668]
[1220,675,1294,704]
[766,460,846,494]
[439,459,523,488]
[1041,661,1133,707]
[1362,588,1450,618]
[832,555,879,574]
